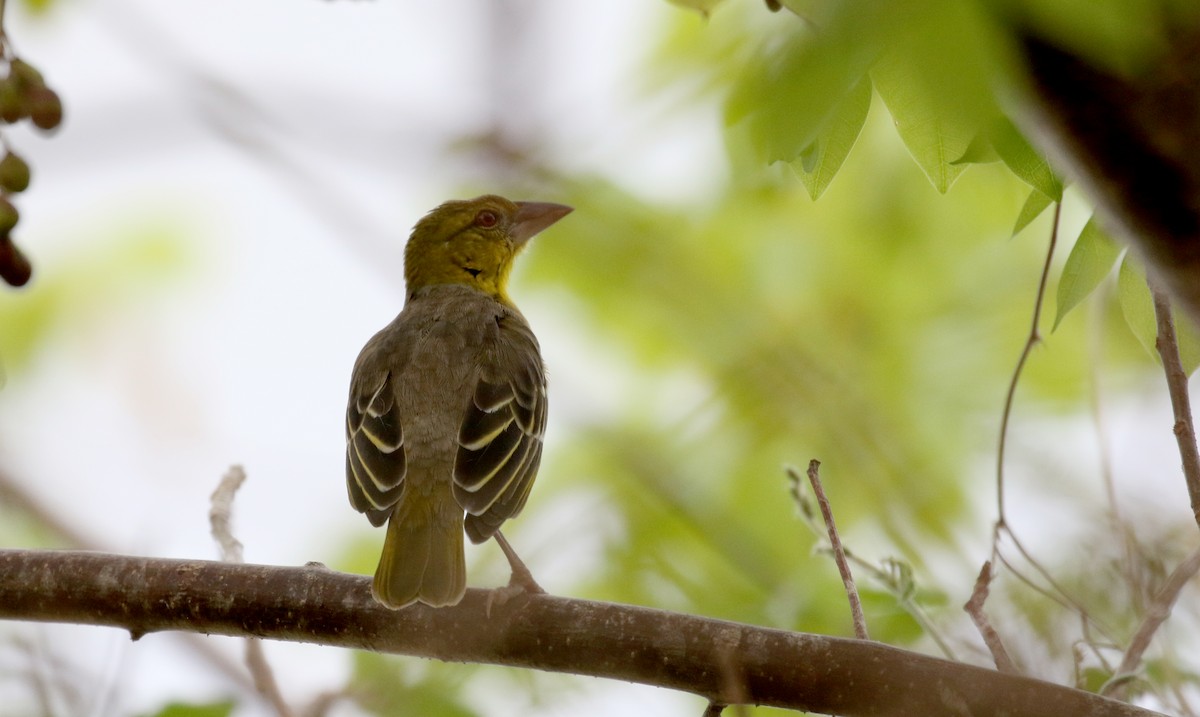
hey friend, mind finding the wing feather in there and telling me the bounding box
[453,312,546,543]
[346,369,407,521]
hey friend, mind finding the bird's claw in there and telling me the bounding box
[485,572,545,617]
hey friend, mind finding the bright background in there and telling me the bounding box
[1,0,1197,715]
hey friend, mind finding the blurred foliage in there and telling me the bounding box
[143,701,234,717]
[494,0,1195,710]
[350,652,480,717]
[3,0,1197,713]
[17,0,57,15]
[0,221,190,383]
[522,133,1063,635]
[1118,255,1200,374]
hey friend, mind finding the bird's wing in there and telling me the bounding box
[454,311,546,544]
[346,355,407,528]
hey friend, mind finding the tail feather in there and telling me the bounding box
[373,498,466,608]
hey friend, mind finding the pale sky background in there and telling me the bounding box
[2,0,1199,715]
[0,0,714,714]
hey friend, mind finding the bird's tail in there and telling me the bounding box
[373,495,466,609]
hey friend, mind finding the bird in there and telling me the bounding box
[345,194,572,608]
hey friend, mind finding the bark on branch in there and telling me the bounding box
[1014,22,1200,329]
[0,549,1164,717]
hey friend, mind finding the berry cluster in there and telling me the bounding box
[0,56,63,288]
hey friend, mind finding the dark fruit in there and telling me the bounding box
[0,197,18,233]
[0,152,31,193]
[28,87,62,131]
[0,78,25,123]
[0,234,31,287]
[9,59,44,90]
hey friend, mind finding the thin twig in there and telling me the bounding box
[963,561,1018,673]
[1089,294,1143,608]
[1092,282,1200,699]
[209,465,246,563]
[208,465,294,717]
[787,466,954,657]
[997,201,1062,524]
[299,691,347,717]
[991,538,1119,649]
[1150,283,1200,531]
[803,460,868,640]
[1102,546,1200,698]
[983,203,1119,649]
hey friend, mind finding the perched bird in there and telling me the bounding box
[346,194,572,608]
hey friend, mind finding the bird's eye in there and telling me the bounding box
[474,210,499,228]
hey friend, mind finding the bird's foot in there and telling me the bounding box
[486,531,545,616]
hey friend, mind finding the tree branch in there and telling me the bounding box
[0,549,1166,717]
[1014,22,1200,329]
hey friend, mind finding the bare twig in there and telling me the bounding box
[1092,282,1200,698]
[802,460,868,640]
[209,465,247,563]
[243,642,293,717]
[1103,546,1200,698]
[1088,296,1143,609]
[963,561,1018,674]
[1150,284,1200,531]
[993,534,1118,646]
[996,201,1061,524]
[299,691,346,717]
[788,466,954,657]
[208,466,294,717]
[983,203,1118,649]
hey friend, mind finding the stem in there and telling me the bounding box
[1150,284,1200,531]
[997,202,1062,523]
[1103,547,1200,698]
[806,460,869,640]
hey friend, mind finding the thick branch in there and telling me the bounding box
[0,549,1164,717]
[1014,23,1200,329]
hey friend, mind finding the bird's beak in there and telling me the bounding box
[510,201,573,246]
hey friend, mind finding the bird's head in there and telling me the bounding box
[404,194,572,305]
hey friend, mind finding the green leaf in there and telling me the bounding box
[725,22,878,165]
[144,701,234,717]
[1183,316,1200,376]
[1118,257,1200,374]
[867,0,1001,194]
[991,118,1062,201]
[1053,216,1120,330]
[1118,254,1156,358]
[790,76,873,200]
[350,652,480,717]
[1012,189,1053,237]
[871,52,973,193]
[951,134,1000,165]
